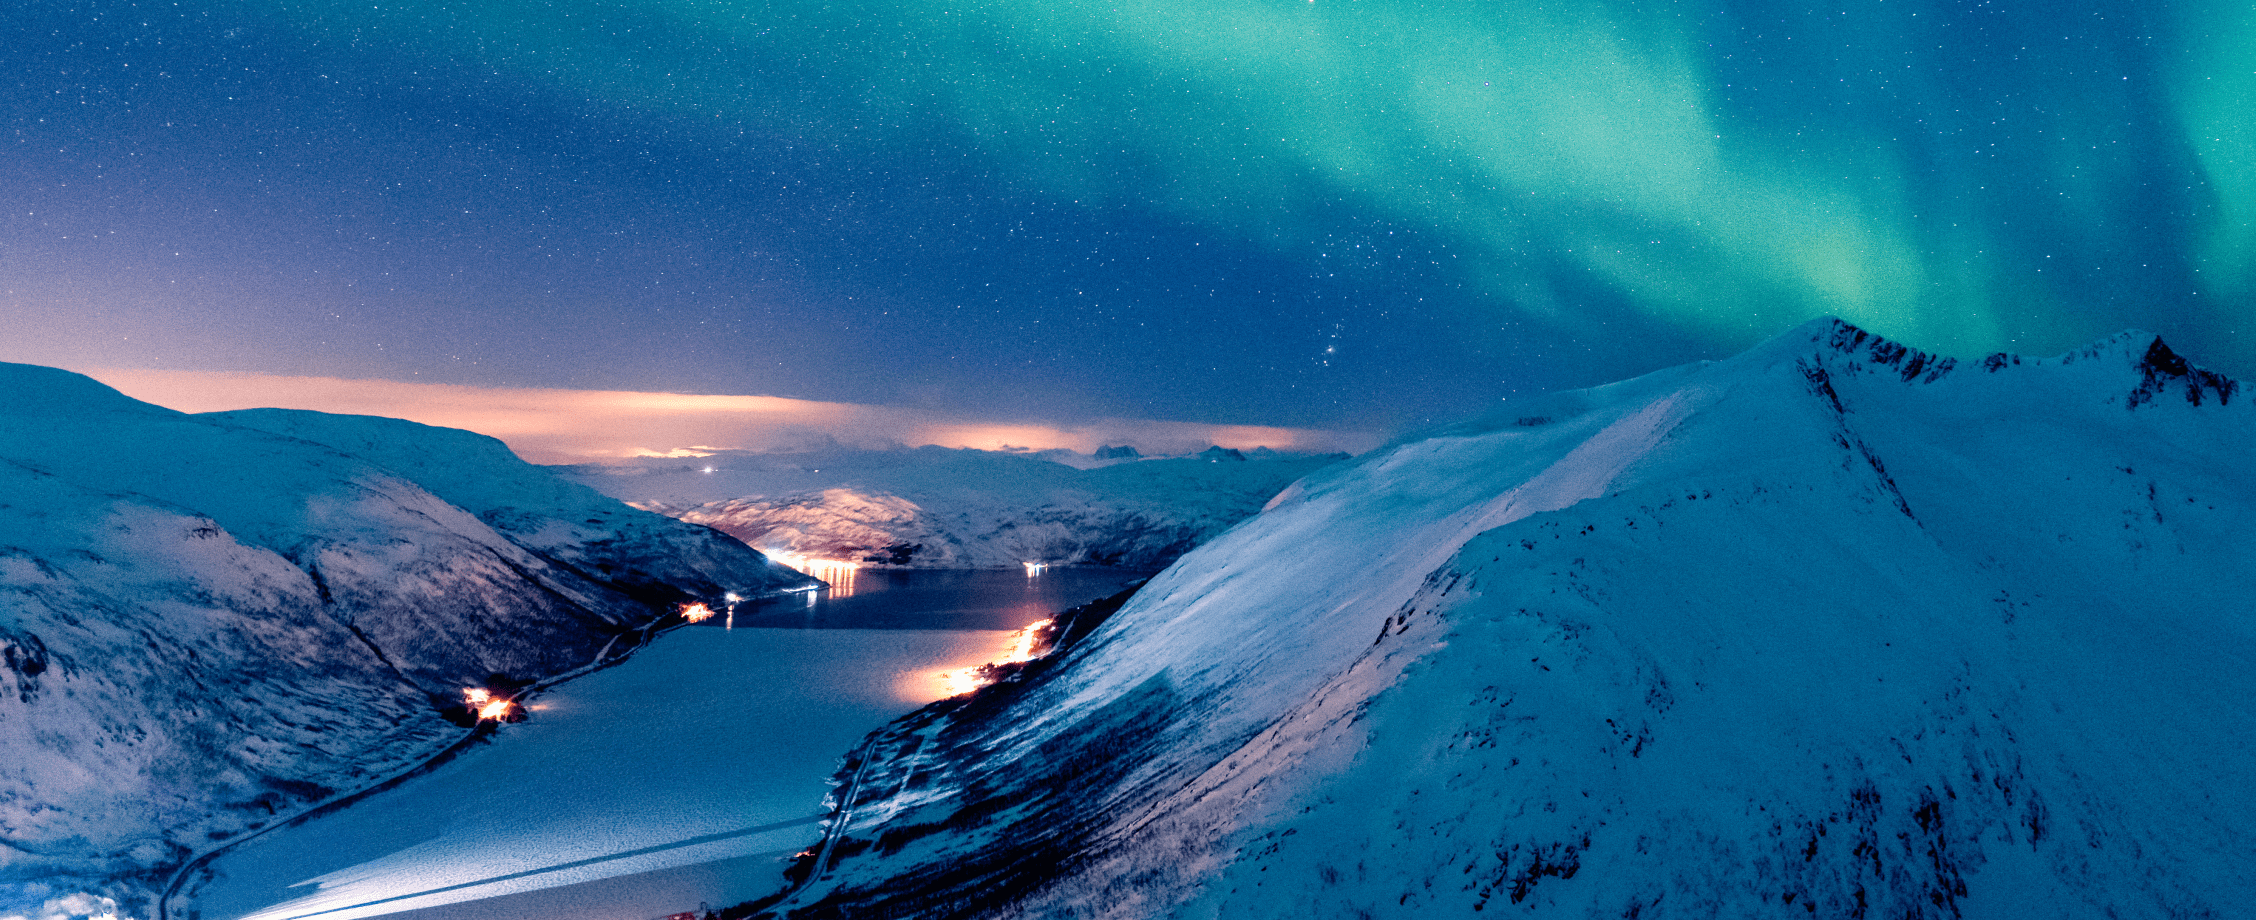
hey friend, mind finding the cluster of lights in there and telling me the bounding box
[933,618,1055,697]
[462,687,514,722]
[679,602,717,623]
[1003,618,1053,663]
[934,666,990,698]
[1022,561,1048,577]
[769,551,861,597]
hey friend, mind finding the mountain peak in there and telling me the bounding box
[2128,334,2238,408]
[764,312,2256,920]
[1770,320,2241,410]
[1979,328,2240,408]
[0,363,178,419]
[1758,317,1961,385]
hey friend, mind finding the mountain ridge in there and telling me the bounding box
[745,318,2256,920]
[0,364,816,917]
[566,448,1348,570]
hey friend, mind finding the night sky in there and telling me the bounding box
[5,0,2251,445]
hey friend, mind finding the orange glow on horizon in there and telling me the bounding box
[70,367,1378,464]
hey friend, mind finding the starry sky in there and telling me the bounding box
[5,0,2252,448]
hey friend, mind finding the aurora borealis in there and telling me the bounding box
[5,0,2253,439]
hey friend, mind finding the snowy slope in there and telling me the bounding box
[208,409,789,613]
[0,365,814,918]
[564,447,1345,569]
[754,320,2256,919]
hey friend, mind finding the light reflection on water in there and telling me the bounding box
[190,568,1150,920]
[729,566,1147,633]
[769,554,863,598]
[196,629,1015,920]
[897,628,1030,703]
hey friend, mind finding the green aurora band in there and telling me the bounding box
[2176,0,2256,307]
[266,0,2256,364]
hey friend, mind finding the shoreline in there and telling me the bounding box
[719,579,1146,919]
[155,584,815,920]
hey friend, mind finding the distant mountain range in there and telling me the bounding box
[0,365,814,918]
[12,315,2252,920]
[561,445,1348,571]
[746,319,2256,919]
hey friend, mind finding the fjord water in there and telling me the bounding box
[186,567,1146,920]
[733,566,1145,632]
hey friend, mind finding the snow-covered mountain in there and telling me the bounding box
[749,320,2255,919]
[562,447,1346,570]
[0,364,814,918]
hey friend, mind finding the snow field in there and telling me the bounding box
[772,319,2256,919]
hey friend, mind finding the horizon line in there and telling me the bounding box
[70,366,1383,465]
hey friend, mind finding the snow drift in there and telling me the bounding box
[0,365,814,916]
[754,319,2256,919]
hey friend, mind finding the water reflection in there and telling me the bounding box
[189,568,1151,920]
[732,567,1149,632]
[808,561,859,597]
[190,629,1015,920]
[768,553,862,598]
[902,629,1027,702]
